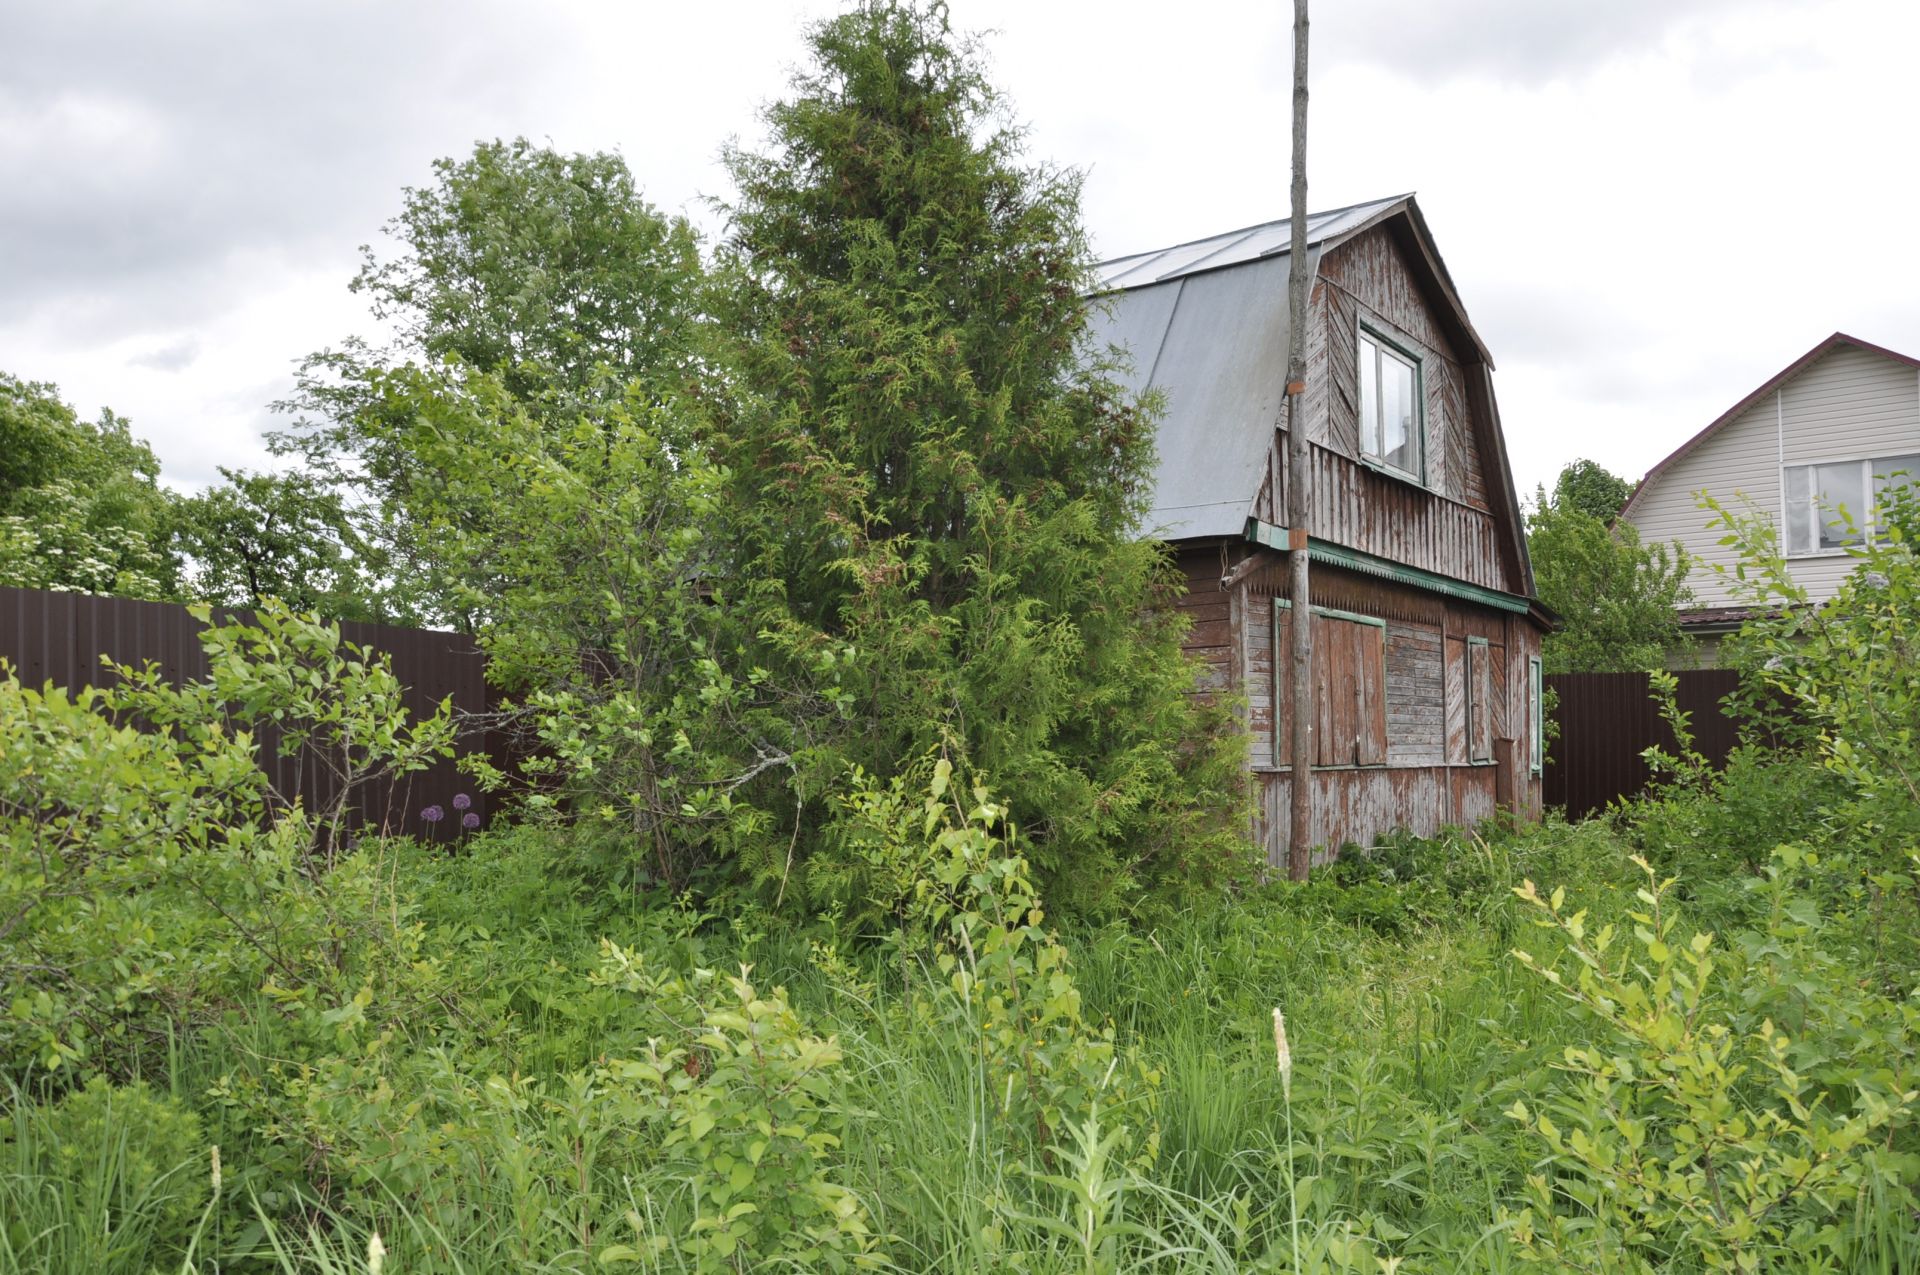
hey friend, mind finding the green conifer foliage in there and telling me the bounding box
[713,1,1249,912]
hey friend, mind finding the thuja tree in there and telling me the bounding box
[711,1,1248,912]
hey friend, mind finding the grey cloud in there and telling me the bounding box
[1313,0,1779,86]
[1470,281,1656,365]
[129,338,201,372]
[0,1,574,338]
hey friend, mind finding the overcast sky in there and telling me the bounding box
[6,0,1918,501]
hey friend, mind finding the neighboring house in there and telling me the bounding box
[1620,332,1920,663]
[1088,194,1551,867]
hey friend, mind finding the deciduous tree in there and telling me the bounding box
[0,374,177,598]
[1528,460,1692,672]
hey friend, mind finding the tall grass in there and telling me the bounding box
[5,816,1917,1272]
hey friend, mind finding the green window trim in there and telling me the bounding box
[1465,635,1493,766]
[1272,597,1387,629]
[1528,655,1544,776]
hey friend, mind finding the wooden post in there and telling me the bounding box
[1284,0,1314,880]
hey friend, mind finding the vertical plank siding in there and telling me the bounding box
[1173,552,1541,869]
[0,586,501,841]
[1166,219,1548,867]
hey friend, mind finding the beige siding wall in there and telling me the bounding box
[1778,345,1920,464]
[1629,398,1777,609]
[1627,344,1920,608]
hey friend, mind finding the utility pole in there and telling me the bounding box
[1284,0,1314,880]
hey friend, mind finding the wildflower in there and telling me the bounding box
[452,792,472,811]
[1273,1007,1292,1101]
[462,811,480,830]
[368,1230,387,1275]
[421,805,445,824]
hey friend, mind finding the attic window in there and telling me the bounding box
[1358,329,1423,482]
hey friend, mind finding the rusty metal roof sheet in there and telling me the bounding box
[1088,195,1411,540]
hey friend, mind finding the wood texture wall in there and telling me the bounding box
[1175,547,1542,868]
[1249,225,1517,595]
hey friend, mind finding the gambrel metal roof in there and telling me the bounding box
[1087,195,1412,541]
[1086,193,1534,600]
[1092,194,1409,293]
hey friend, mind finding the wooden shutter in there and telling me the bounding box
[1275,601,1387,769]
[1468,637,1493,763]
[1529,656,1544,775]
[1275,604,1293,768]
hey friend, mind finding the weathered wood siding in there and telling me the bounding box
[1626,342,1920,608]
[1250,225,1515,595]
[1166,219,1545,868]
[1311,229,1487,510]
[1175,553,1541,867]
[1172,544,1235,695]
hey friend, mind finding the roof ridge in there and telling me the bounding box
[1094,192,1414,268]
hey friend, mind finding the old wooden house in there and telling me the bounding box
[1088,194,1552,866]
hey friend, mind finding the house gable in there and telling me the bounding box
[1311,225,1488,511]
[1623,334,1920,610]
[1091,196,1535,602]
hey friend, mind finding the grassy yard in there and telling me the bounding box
[6,777,1914,1273]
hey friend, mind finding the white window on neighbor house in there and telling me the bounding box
[1358,328,1423,482]
[1783,453,1920,555]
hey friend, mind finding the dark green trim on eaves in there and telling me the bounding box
[1244,518,1533,615]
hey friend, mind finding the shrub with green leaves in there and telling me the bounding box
[593,943,883,1272]
[1703,482,1920,852]
[0,601,454,1078]
[840,760,1161,1169]
[1504,859,1917,1271]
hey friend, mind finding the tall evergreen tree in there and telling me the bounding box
[713,1,1247,911]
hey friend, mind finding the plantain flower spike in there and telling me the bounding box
[1273,1007,1293,1101]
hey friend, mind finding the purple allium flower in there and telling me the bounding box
[452,792,472,811]
[461,811,481,830]
[421,805,445,824]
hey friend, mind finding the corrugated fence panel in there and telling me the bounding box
[0,587,497,843]
[1543,670,1745,819]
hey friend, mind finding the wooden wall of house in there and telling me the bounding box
[1248,223,1521,597]
[1175,545,1542,868]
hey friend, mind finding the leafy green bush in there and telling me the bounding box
[0,600,453,1079]
[593,946,883,1271]
[1505,858,1918,1271]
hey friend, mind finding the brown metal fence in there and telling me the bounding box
[1543,669,1747,820]
[0,586,502,842]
